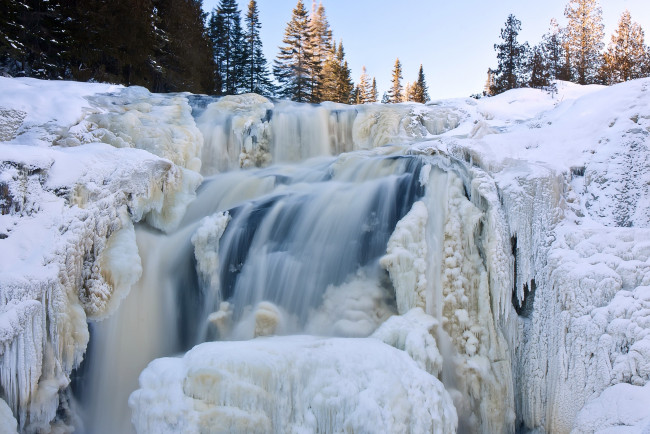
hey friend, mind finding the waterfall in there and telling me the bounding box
[77,145,433,432]
[73,94,511,434]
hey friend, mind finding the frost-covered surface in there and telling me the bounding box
[129,336,457,434]
[3,76,650,433]
[410,79,650,432]
[0,78,201,431]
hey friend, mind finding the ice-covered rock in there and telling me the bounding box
[0,79,202,431]
[129,336,457,434]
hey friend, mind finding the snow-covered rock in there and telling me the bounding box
[129,336,457,434]
[0,78,202,431]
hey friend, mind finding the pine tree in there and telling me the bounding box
[370,78,378,102]
[412,64,430,103]
[154,0,215,93]
[242,0,275,95]
[355,66,373,104]
[600,10,646,83]
[491,14,528,94]
[388,58,403,103]
[308,1,333,102]
[0,0,73,79]
[320,40,353,103]
[484,68,496,96]
[542,19,567,80]
[528,45,550,88]
[564,0,605,84]
[274,0,313,102]
[211,0,246,95]
[381,92,390,103]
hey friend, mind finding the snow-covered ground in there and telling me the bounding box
[1,76,649,433]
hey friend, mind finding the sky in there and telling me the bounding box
[202,0,650,99]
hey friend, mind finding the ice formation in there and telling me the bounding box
[0,78,201,431]
[129,336,458,434]
[1,76,650,434]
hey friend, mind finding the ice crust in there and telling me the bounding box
[2,77,650,433]
[129,336,458,434]
[0,81,201,430]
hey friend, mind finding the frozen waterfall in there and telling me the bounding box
[59,92,515,434]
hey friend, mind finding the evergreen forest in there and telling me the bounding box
[1,0,649,102]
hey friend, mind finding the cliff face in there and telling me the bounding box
[1,76,649,433]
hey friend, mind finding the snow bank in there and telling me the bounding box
[573,382,650,433]
[129,336,457,434]
[0,79,203,430]
[0,77,122,147]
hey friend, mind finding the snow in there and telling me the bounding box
[572,382,650,433]
[2,76,650,433]
[0,80,202,430]
[129,336,457,434]
[0,77,121,146]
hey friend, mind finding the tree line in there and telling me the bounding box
[487,0,650,96]
[209,0,430,104]
[0,0,430,104]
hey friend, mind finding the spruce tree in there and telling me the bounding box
[484,68,496,96]
[274,0,313,102]
[0,0,72,79]
[154,0,215,93]
[564,0,605,84]
[242,0,275,95]
[491,14,528,94]
[388,58,403,103]
[356,66,373,104]
[308,2,334,102]
[320,40,353,103]
[528,45,550,88]
[542,19,567,80]
[412,64,430,103]
[405,82,415,102]
[370,78,378,103]
[600,10,646,83]
[211,0,246,95]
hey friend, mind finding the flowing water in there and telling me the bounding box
[77,147,433,433]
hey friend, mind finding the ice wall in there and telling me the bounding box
[195,95,462,175]
[0,84,202,431]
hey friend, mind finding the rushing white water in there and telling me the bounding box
[76,146,438,431]
[71,93,510,433]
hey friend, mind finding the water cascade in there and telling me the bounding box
[73,95,513,433]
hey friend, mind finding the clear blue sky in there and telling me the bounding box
[202,0,650,99]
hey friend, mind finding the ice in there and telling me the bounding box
[0,81,203,430]
[129,336,457,434]
[380,200,429,314]
[572,382,650,433]
[0,398,17,434]
[59,86,204,173]
[2,76,650,432]
[304,272,396,337]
